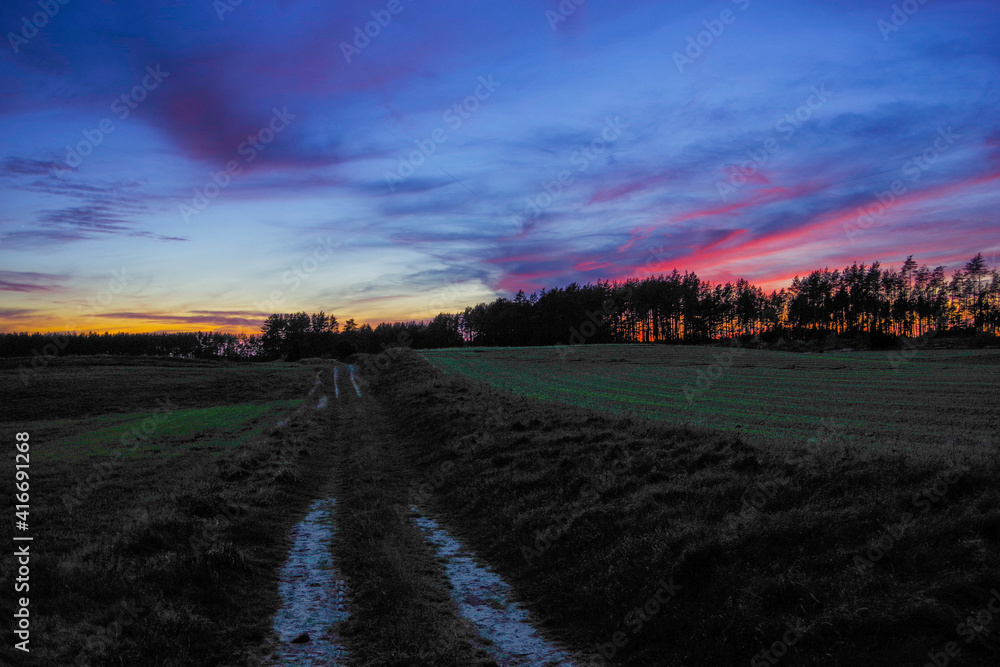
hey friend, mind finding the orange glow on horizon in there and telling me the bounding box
[0,312,433,336]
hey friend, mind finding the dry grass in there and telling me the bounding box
[363,348,1000,666]
[0,359,338,666]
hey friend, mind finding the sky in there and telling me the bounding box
[1,0,999,334]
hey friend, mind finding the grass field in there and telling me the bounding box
[21,399,303,461]
[371,348,1000,665]
[0,356,338,666]
[3,347,998,665]
[421,345,999,456]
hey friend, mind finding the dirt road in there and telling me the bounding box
[267,362,583,666]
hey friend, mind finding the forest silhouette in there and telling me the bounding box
[3,253,997,364]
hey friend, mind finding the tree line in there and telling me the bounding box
[458,254,999,346]
[0,314,462,361]
[1,254,996,360]
[255,311,463,359]
[0,331,261,361]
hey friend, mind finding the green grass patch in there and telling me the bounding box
[421,345,999,454]
[23,399,303,460]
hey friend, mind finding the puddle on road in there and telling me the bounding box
[412,509,581,667]
[347,365,362,397]
[333,367,340,399]
[269,498,350,666]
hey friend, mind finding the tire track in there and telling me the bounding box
[347,364,362,397]
[268,367,350,666]
[272,361,581,664]
[412,509,582,667]
[269,499,350,666]
[330,363,492,666]
[330,361,585,665]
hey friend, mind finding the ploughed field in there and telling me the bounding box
[421,344,1000,456]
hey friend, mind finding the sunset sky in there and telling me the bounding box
[2,0,999,334]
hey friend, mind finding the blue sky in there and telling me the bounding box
[2,0,999,332]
